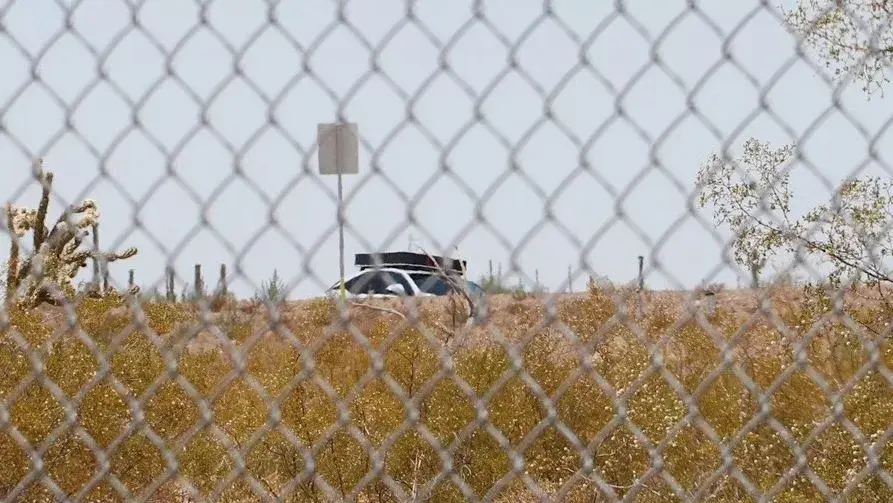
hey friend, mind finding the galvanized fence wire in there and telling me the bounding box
[0,0,892,501]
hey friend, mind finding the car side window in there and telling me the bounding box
[410,273,452,295]
[345,271,413,295]
[344,272,381,294]
[377,270,414,295]
[466,281,484,297]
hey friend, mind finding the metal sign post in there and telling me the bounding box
[318,122,359,301]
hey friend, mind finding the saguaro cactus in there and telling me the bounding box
[3,160,138,307]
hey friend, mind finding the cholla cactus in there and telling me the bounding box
[3,160,138,307]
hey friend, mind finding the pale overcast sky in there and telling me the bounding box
[3,0,893,299]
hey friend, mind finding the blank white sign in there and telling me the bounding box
[317,122,359,175]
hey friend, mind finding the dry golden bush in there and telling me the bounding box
[0,282,891,502]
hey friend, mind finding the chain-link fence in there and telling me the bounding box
[1,0,893,501]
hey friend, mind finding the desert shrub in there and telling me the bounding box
[1,285,891,501]
[704,281,726,293]
[213,308,254,342]
[253,269,287,307]
[558,281,620,345]
[1,304,53,346]
[75,295,132,346]
[209,291,237,313]
[308,297,336,323]
[138,300,194,335]
[137,285,166,304]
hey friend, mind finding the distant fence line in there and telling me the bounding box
[92,262,228,302]
[108,257,644,302]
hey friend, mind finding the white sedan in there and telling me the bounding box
[326,267,485,303]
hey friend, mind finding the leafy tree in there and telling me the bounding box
[696,138,893,288]
[784,0,893,95]
[696,2,893,288]
[696,139,795,287]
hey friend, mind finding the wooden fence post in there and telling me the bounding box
[194,264,204,299]
[636,255,644,320]
[219,263,227,296]
[165,266,176,302]
[704,291,716,315]
[92,223,101,294]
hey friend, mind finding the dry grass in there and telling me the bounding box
[0,281,891,502]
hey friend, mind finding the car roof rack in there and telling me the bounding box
[355,251,466,276]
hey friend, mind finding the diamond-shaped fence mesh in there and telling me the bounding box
[1,0,893,501]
